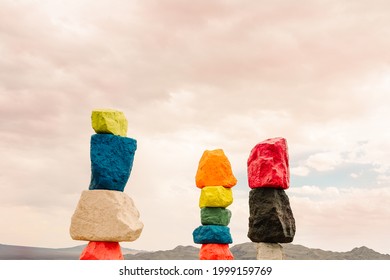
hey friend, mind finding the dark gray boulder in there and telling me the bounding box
[248,188,295,243]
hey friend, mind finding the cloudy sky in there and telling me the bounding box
[1,0,390,255]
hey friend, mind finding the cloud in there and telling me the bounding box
[290,186,390,254]
[305,152,343,171]
[291,166,310,177]
[1,0,390,253]
[350,172,360,178]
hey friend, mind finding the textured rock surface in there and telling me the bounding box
[248,188,295,243]
[247,137,290,189]
[256,242,284,260]
[79,241,124,260]
[89,134,137,191]
[70,190,143,242]
[201,207,231,226]
[199,244,234,260]
[91,109,128,137]
[199,186,233,208]
[195,149,237,188]
[193,225,232,244]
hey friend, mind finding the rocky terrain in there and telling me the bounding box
[0,244,141,260]
[124,242,390,260]
[1,242,389,260]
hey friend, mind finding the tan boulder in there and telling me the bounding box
[256,242,284,260]
[70,190,143,242]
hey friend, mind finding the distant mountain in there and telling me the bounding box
[282,244,390,260]
[125,245,199,260]
[0,244,141,260]
[0,244,84,260]
[125,243,390,260]
[1,242,389,260]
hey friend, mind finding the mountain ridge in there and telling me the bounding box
[124,242,390,260]
[1,242,389,260]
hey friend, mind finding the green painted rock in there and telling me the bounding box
[201,207,231,226]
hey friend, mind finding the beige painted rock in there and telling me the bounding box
[256,242,284,260]
[199,186,233,208]
[70,190,143,242]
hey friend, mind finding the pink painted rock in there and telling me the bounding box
[247,137,290,189]
[79,241,124,260]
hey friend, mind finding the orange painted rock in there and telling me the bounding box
[195,149,237,188]
[199,244,234,260]
[79,241,124,260]
[247,137,290,189]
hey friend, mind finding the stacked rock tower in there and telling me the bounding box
[247,137,296,260]
[192,149,237,260]
[70,109,143,260]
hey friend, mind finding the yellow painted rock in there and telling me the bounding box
[199,186,233,208]
[91,109,128,136]
[195,149,237,188]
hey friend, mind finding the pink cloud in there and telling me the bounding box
[1,0,390,252]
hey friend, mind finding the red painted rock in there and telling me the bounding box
[247,137,290,189]
[199,244,234,260]
[79,241,124,260]
[195,149,237,188]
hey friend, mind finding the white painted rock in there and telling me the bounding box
[256,242,284,260]
[70,190,143,242]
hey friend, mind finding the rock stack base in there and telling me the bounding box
[256,242,284,260]
[199,244,234,260]
[80,241,124,260]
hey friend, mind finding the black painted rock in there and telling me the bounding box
[248,188,295,243]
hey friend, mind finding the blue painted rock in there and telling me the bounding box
[201,207,231,226]
[193,225,232,244]
[89,134,137,191]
